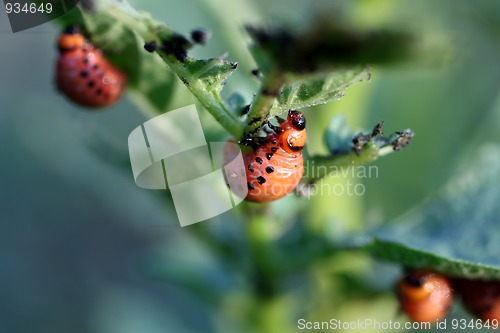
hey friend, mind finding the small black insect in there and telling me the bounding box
[144,41,158,53]
[191,28,211,45]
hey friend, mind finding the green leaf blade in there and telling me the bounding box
[270,66,371,116]
[368,144,500,279]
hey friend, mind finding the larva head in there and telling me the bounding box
[398,271,453,323]
[280,110,306,153]
[58,27,86,53]
[399,271,436,301]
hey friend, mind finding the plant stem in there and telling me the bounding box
[244,204,294,333]
[160,57,244,138]
[303,142,381,182]
[245,204,277,297]
[244,71,286,136]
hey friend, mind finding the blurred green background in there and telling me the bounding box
[1,0,500,332]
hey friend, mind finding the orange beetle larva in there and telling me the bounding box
[455,279,500,322]
[398,270,453,323]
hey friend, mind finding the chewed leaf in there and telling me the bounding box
[244,66,371,135]
[368,144,500,279]
[269,66,370,117]
[303,119,413,182]
[244,18,412,135]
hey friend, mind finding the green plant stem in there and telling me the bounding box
[159,57,244,138]
[244,204,293,333]
[245,204,278,298]
[303,142,381,182]
[244,71,286,136]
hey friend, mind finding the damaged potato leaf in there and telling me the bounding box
[244,21,412,134]
[302,117,413,182]
[270,67,370,117]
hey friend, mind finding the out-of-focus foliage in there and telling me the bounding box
[2,0,500,333]
[370,145,500,280]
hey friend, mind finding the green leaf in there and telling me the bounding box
[246,22,413,75]
[181,58,237,94]
[367,144,500,279]
[269,67,370,116]
[243,17,413,136]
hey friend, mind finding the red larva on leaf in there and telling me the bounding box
[56,27,127,108]
[455,279,500,322]
[241,110,306,202]
[398,270,453,323]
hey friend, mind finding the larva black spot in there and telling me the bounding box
[251,69,260,77]
[96,88,102,95]
[247,182,255,190]
[256,137,270,146]
[257,176,266,185]
[87,81,95,88]
[255,157,263,164]
[272,139,277,144]
[265,166,274,173]
[270,147,278,153]
[93,64,99,70]
[266,153,273,160]
[248,164,254,172]
[80,70,89,78]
